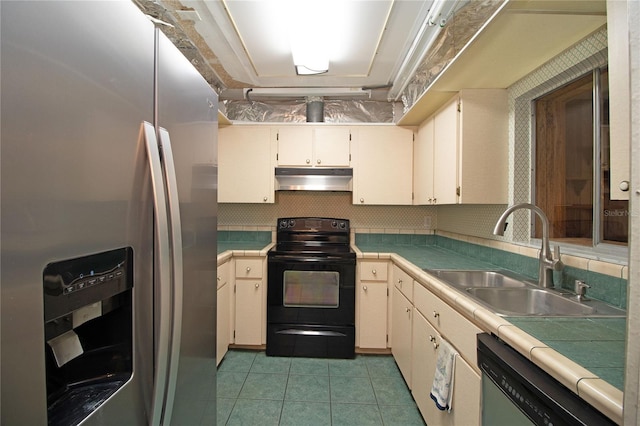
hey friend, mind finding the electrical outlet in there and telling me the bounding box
[424,216,432,229]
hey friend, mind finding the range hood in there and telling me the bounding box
[275,167,353,191]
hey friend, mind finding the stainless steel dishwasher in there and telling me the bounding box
[477,333,615,426]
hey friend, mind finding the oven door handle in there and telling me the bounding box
[275,329,348,337]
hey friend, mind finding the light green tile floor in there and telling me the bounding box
[216,350,425,426]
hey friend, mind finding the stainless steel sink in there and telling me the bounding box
[426,269,530,288]
[466,287,626,316]
[424,268,626,317]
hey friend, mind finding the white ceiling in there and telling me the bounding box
[161,0,465,100]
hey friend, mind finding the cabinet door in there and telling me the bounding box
[358,282,388,349]
[313,127,351,166]
[391,286,413,387]
[414,117,435,205]
[412,309,439,422]
[353,126,413,205]
[457,89,508,204]
[219,125,274,203]
[393,264,413,301]
[433,97,459,205]
[275,126,314,166]
[607,0,630,200]
[234,280,263,345]
[412,310,480,426]
[216,282,230,365]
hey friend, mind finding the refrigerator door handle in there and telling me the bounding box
[157,128,184,425]
[141,122,173,426]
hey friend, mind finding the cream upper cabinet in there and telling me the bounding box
[607,0,630,200]
[414,117,436,205]
[415,89,508,205]
[352,125,414,205]
[275,125,351,167]
[218,125,275,203]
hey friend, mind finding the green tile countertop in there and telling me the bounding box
[355,240,625,422]
[507,317,626,391]
[217,230,272,255]
[354,242,505,272]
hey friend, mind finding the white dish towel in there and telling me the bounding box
[430,337,458,412]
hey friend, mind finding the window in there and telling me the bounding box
[534,67,628,247]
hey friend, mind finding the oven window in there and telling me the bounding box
[283,271,339,308]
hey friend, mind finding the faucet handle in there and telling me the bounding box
[552,245,564,270]
[574,280,590,298]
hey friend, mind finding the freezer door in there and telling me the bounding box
[1,2,155,425]
[156,30,219,425]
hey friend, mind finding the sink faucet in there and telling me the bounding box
[493,203,563,288]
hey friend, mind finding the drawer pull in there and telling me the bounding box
[246,267,251,273]
[372,269,377,275]
[363,285,368,291]
[429,335,439,349]
[433,311,440,319]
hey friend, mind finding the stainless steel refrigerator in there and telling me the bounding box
[1,1,218,424]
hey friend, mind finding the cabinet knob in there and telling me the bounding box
[398,279,402,286]
[372,269,377,275]
[217,276,221,281]
[306,159,311,164]
[428,198,432,203]
[433,311,440,318]
[620,180,630,192]
[246,267,251,272]
[360,198,364,203]
[255,283,260,288]
[429,335,439,349]
[317,159,321,164]
[406,307,411,313]
[363,285,368,291]
[433,198,437,204]
[263,196,268,202]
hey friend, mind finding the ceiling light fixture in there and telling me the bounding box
[282,0,331,75]
[387,0,467,101]
[243,87,370,98]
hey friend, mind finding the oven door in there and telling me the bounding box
[267,255,355,326]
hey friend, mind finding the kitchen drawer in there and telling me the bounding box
[393,264,413,301]
[359,260,388,282]
[235,258,263,279]
[217,260,230,290]
[413,282,481,369]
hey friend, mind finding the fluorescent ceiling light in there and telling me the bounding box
[280,0,332,75]
[243,87,371,98]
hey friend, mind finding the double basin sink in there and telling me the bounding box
[424,269,625,317]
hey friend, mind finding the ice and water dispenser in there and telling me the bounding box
[43,247,134,426]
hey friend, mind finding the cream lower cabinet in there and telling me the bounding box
[357,260,389,349]
[411,309,480,426]
[216,260,231,365]
[412,281,481,425]
[391,285,413,387]
[233,257,265,345]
